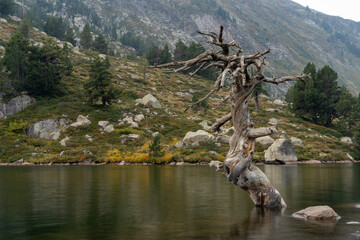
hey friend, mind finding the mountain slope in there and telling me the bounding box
[16,0,360,97]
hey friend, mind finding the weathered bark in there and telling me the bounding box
[153,26,307,209]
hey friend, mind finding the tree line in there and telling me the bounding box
[286,62,360,155]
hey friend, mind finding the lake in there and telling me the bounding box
[0,164,359,240]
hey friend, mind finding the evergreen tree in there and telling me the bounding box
[159,44,172,64]
[84,57,116,106]
[0,0,13,17]
[147,45,161,65]
[173,40,187,61]
[80,23,92,50]
[18,17,31,39]
[64,27,76,46]
[44,17,66,40]
[25,40,64,97]
[149,135,165,159]
[288,63,340,126]
[2,32,29,89]
[60,42,73,76]
[92,34,108,54]
[253,82,268,112]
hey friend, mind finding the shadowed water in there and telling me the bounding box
[0,164,359,240]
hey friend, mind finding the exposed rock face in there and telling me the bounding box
[27,119,61,140]
[216,135,230,144]
[104,124,115,133]
[265,139,297,162]
[341,137,353,144]
[175,141,184,149]
[273,99,287,106]
[292,206,340,221]
[0,95,36,119]
[134,114,145,122]
[136,94,162,108]
[199,120,211,130]
[70,115,91,127]
[98,121,109,128]
[256,136,275,146]
[182,130,214,144]
[60,137,70,146]
[291,137,303,146]
[122,116,139,128]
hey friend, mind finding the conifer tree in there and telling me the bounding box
[159,44,172,64]
[65,27,76,46]
[80,23,92,50]
[173,40,187,61]
[84,57,116,106]
[147,45,161,65]
[0,0,13,17]
[18,17,31,39]
[2,32,29,89]
[92,34,108,54]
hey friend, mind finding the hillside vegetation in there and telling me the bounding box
[0,19,358,164]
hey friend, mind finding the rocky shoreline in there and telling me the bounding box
[0,159,359,167]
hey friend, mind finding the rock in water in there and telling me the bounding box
[265,139,297,162]
[292,206,340,221]
[182,130,214,144]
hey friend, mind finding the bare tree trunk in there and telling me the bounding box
[153,26,307,209]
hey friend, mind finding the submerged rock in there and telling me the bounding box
[265,139,297,162]
[292,206,340,221]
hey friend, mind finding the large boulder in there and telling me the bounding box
[182,130,214,144]
[268,118,281,125]
[0,95,36,119]
[136,94,161,108]
[292,206,340,221]
[27,119,59,140]
[256,136,275,146]
[265,139,297,162]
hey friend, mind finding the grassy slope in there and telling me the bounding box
[0,19,357,163]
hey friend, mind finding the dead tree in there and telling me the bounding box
[152,26,307,209]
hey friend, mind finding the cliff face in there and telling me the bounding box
[18,0,360,96]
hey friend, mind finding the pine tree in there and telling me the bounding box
[18,17,31,39]
[43,17,66,40]
[80,23,92,50]
[84,57,116,106]
[173,40,187,61]
[0,0,13,17]
[159,44,172,64]
[149,135,165,159]
[3,32,29,89]
[92,34,108,54]
[147,45,161,65]
[60,43,73,76]
[65,27,76,46]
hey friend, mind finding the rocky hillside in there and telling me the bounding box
[0,19,358,164]
[13,0,360,97]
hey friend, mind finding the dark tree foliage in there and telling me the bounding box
[25,40,67,97]
[252,82,268,112]
[64,27,76,46]
[287,63,340,126]
[44,17,66,40]
[120,32,152,56]
[149,135,165,159]
[80,23,92,50]
[0,0,14,17]
[60,42,73,76]
[2,32,29,89]
[84,57,116,106]
[18,17,31,39]
[173,40,187,61]
[92,34,108,54]
[147,45,161,65]
[160,44,172,64]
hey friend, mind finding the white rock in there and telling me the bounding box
[292,206,340,221]
[123,116,139,128]
[0,18,8,23]
[130,74,141,80]
[183,130,214,144]
[216,135,230,144]
[60,137,70,147]
[128,134,140,139]
[134,114,145,122]
[70,115,91,127]
[85,135,94,142]
[291,137,303,146]
[341,137,353,144]
[191,141,200,147]
[104,124,114,133]
[265,139,297,162]
[27,119,59,140]
[273,99,286,106]
[99,54,106,59]
[266,108,282,113]
[0,95,36,119]
[152,132,160,137]
[199,120,211,131]
[9,15,21,22]
[98,121,109,129]
[136,94,161,109]
[256,136,275,146]
[175,141,184,148]
[268,118,281,125]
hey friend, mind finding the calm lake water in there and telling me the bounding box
[0,164,359,240]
